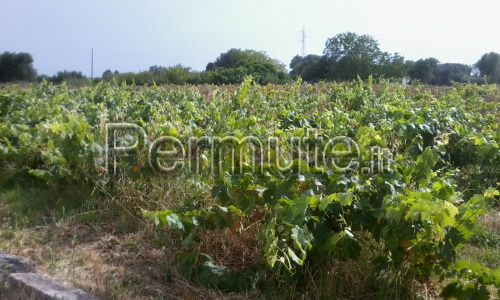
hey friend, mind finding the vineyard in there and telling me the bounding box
[1,78,500,299]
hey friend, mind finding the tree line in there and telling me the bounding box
[1,32,500,85]
[291,32,499,85]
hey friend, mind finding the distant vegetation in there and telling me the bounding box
[1,32,500,85]
[0,52,36,82]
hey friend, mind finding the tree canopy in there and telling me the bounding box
[289,32,482,85]
[289,54,328,82]
[476,52,500,83]
[0,51,37,82]
[206,49,289,84]
[208,48,286,72]
[324,32,381,63]
[290,32,412,82]
[410,58,440,84]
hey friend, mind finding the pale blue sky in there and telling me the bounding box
[1,0,499,77]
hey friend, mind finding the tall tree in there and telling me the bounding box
[376,52,409,78]
[475,52,500,83]
[323,32,382,80]
[0,52,37,82]
[410,58,439,84]
[324,32,381,62]
[433,63,472,85]
[289,54,328,82]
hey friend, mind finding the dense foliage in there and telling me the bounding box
[1,79,499,298]
[102,49,291,85]
[476,52,500,83]
[290,32,490,85]
[206,49,290,85]
[0,51,37,82]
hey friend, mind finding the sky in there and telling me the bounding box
[1,0,499,77]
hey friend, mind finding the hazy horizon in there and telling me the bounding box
[2,0,499,77]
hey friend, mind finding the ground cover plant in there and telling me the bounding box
[0,78,499,299]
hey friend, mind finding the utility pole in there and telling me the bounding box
[91,48,94,79]
[300,26,306,57]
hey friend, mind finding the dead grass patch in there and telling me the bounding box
[0,216,257,299]
[194,223,262,272]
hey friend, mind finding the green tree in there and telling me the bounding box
[410,58,439,84]
[102,69,114,81]
[433,63,472,85]
[0,51,37,82]
[475,52,500,83]
[289,54,329,82]
[324,32,381,62]
[207,49,289,84]
[149,65,167,76]
[209,48,286,72]
[158,65,193,84]
[323,32,381,80]
[49,70,86,85]
[376,52,409,78]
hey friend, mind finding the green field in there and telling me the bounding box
[1,78,499,299]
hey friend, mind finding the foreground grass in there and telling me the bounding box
[0,182,261,300]
[0,183,450,299]
[458,212,500,270]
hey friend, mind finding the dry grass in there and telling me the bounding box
[478,211,500,231]
[0,217,260,300]
[195,224,262,272]
[0,177,259,300]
